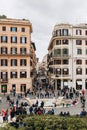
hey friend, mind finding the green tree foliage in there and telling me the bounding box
[1,115,87,130]
[0,15,7,19]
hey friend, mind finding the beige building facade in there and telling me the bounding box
[0,18,36,93]
[48,23,87,90]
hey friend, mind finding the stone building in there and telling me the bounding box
[0,17,36,93]
[48,23,87,90]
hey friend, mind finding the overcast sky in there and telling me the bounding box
[0,0,87,61]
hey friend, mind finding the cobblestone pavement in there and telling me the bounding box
[0,92,86,117]
[54,92,87,115]
[0,93,18,115]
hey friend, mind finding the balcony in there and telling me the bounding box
[52,54,70,59]
[0,53,31,57]
[52,33,71,38]
[50,74,71,80]
[59,74,71,79]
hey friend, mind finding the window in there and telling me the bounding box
[2,26,6,31]
[76,30,82,35]
[86,68,87,74]
[85,30,87,35]
[1,59,7,66]
[20,84,26,92]
[85,60,87,65]
[21,28,25,32]
[62,48,69,56]
[12,84,16,91]
[76,68,82,75]
[85,40,87,45]
[54,60,61,65]
[20,71,26,78]
[85,60,87,64]
[76,40,82,45]
[20,37,27,44]
[1,47,7,54]
[11,36,17,43]
[62,68,69,75]
[54,30,61,36]
[1,36,7,43]
[1,72,8,79]
[20,48,26,54]
[49,61,53,65]
[86,49,87,55]
[62,40,68,45]
[11,59,17,66]
[55,68,61,75]
[54,49,61,57]
[49,68,53,74]
[20,59,27,66]
[76,80,82,90]
[77,49,82,55]
[62,29,68,36]
[11,48,17,54]
[76,60,82,64]
[10,72,17,78]
[56,29,61,36]
[56,40,61,45]
[30,60,32,66]
[1,85,7,93]
[63,80,68,87]
[10,27,17,32]
[63,60,69,64]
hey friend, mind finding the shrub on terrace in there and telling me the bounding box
[0,115,87,130]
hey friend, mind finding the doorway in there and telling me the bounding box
[20,84,26,92]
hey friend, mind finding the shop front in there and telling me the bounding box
[76,80,82,90]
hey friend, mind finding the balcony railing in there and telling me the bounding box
[52,54,70,58]
[53,33,71,37]
[50,74,71,79]
[0,53,31,57]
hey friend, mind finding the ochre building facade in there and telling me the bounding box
[0,18,36,93]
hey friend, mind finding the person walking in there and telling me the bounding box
[5,109,8,122]
[2,109,6,122]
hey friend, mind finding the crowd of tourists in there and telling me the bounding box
[0,85,86,129]
[26,85,80,100]
[79,91,87,117]
[0,92,55,123]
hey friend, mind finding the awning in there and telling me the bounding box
[64,68,67,71]
[77,81,82,85]
[63,82,68,86]
[57,68,60,71]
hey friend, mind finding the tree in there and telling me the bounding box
[0,15,7,19]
